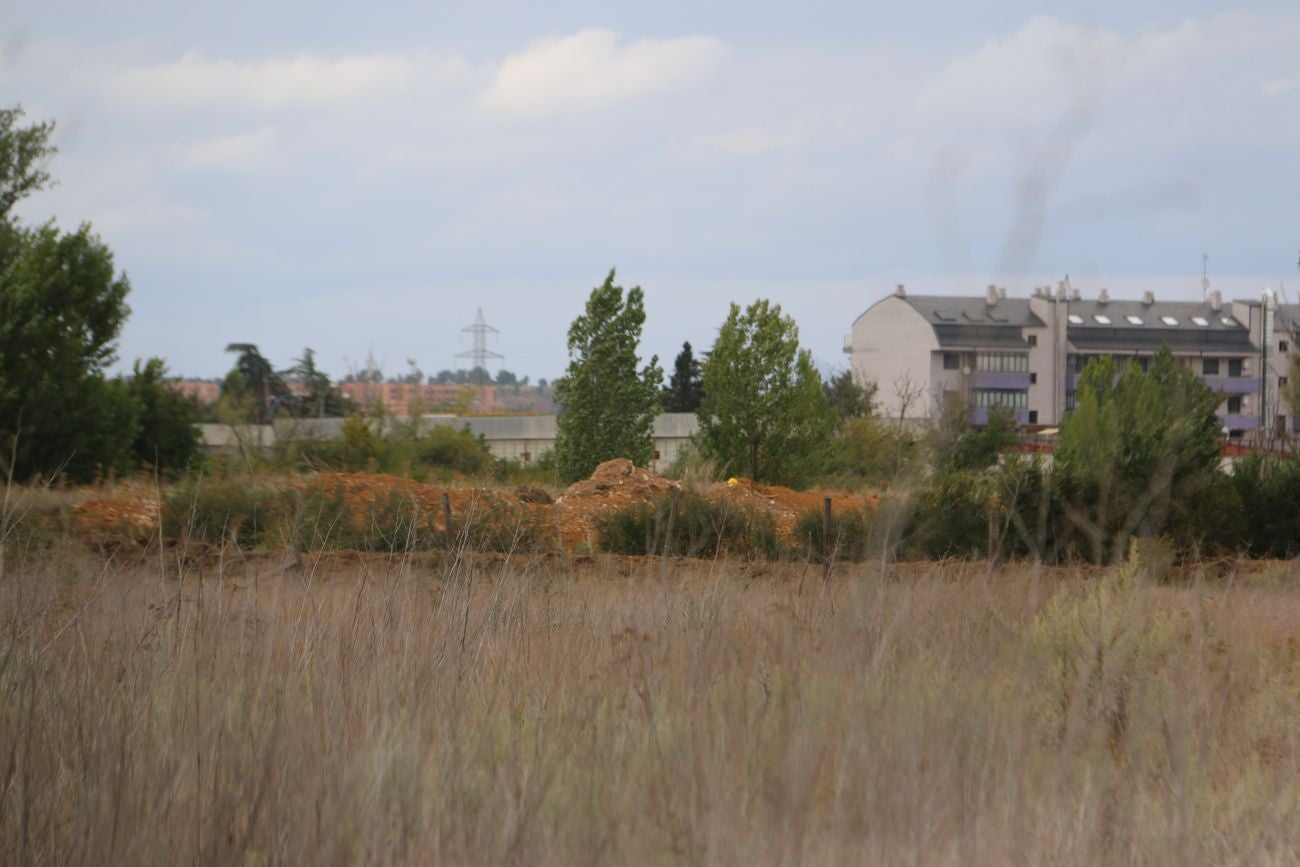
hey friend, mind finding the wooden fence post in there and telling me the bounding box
[441,492,454,549]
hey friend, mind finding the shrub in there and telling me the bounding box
[162,475,292,548]
[793,507,871,562]
[595,493,785,560]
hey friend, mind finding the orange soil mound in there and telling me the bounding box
[300,472,533,534]
[553,459,682,549]
[707,478,877,543]
[74,498,161,538]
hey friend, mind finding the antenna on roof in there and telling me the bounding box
[1202,253,1210,301]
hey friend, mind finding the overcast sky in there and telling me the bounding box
[5,1,1299,380]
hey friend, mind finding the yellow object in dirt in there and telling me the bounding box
[726,477,739,486]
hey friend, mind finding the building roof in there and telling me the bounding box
[1064,299,1253,353]
[902,295,1045,328]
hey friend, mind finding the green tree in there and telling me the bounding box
[223,343,285,423]
[1055,346,1222,562]
[282,347,350,417]
[698,300,836,487]
[554,269,663,483]
[1,106,56,218]
[822,368,877,420]
[0,110,134,481]
[124,358,201,474]
[660,341,705,412]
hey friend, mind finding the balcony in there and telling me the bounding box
[970,371,1032,390]
[969,407,1030,426]
[842,334,853,354]
[1220,414,1259,430]
[1201,376,1259,395]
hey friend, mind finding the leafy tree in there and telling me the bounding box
[0,105,134,481]
[0,106,56,218]
[822,368,877,420]
[660,341,705,412]
[554,269,663,483]
[495,368,519,386]
[282,347,350,417]
[1055,345,1222,562]
[698,300,836,487]
[223,343,286,423]
[124,358,200,473]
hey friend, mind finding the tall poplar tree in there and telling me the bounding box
[554,270,663,483]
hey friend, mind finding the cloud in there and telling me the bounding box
[176,127,276,169]
[702,128,805,156]
[107,50,464,110]
[484,28,723,119]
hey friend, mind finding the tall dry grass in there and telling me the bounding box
[0,539,1296,865]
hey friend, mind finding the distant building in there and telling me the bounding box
[845,283,1295,436]
[167,379,559,415]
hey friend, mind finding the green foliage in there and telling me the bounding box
[822,368,877,420]
[0,106,56,218]
[0,218,132,482]
[905,468,994,559]
[1225,455,1300,557]
[125,358,201,475]
[223,343,286,423]
[824,417,918,487]
[660,341,704,412]
[793,508,872,562]
[698,299,836,488]
[554,269,663,483]
[595,493,784,560]
[281,347,352,417]
[163,475,291,548]
[1055,347,1222,563]
[415,426,493,476]
[335,416,383,470]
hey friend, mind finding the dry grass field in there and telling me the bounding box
[1,538,1297,865]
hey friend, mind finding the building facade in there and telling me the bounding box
[845,283,1295,436]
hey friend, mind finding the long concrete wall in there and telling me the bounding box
[198,413,700,473]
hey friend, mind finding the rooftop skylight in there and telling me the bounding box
[1191,316,1209,326]
[1220,317,1237,327]
[1126,315,1143,325]
[1161,315,1179,326]
[1068,314,1083,325]
[1094,314,1111,324]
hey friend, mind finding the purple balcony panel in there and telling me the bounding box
[1220,414,1259,430]
[969,408,1029,426]
[970,371,1032,390]
[1201,376,1260,395]
[1065,373,1080,390]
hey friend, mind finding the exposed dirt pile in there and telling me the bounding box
[300,472,532,534]
[74,498,161,540]
[554,459,682,549]
[708,478,878,544]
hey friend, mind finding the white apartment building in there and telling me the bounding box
[845,283,1295,436]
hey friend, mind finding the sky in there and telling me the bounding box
[4,0,1299,381]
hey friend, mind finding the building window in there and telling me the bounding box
[1280,341,1289,353]
[1228,358,1244,377]
[1065,391,1077,411]
[943,352,960,370]
[973,389,1027,409]
[1227,396,1243,414]
[1281,377,1289,388]
[1029,372,1037,384]
[1027,334,1038,347]
[1028,410,1038,424]
[1203,358,1219,376]
[975,351,1029,373]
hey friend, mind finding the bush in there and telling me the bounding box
[793,507,872,562]
[595,493,785,560]
[162,475,292,548]
[415,425,493,476]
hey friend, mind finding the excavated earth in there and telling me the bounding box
[69,458,877,551]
